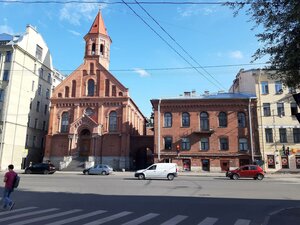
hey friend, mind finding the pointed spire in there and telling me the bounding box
[88,10,108,36]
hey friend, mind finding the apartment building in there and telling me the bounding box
[230,69,300,172]
[151,92,260,172]
[0,25,64,170]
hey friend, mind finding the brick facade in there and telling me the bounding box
[151,93,261,172]
[44,12,148,170]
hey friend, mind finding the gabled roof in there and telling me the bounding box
[88,11,108,36]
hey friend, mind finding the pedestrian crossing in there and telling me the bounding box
[0,206,253,225]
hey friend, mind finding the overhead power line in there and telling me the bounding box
[134,0,225,89]
[121,0,228,89]
[0,1,249,5]
[7,63,269,73]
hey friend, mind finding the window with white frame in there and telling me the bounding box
[181,138,190,150]
[164,112,172,127]
[279,128,287,143]
[239,138,248,151]
[265,128,273,143]
[238,112,246,127]
[200,137,209,150]
[219,137,229,150]
[261,81,269,94]
[263,103,271,116]
[182,112,190,127]
[277,102,285,116]
[164,137,172,150]
[35,45,43,61]
[275,81,283,94]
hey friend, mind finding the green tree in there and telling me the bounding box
[227,0,300,88]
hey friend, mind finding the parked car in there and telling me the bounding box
[25,163,56,174]
[134,163,178,180]
[226,165,264,180]
[83,164,113,175]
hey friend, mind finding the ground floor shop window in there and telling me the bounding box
[296,157,300,169]
[183,159,191,171]
[281,156,289,169]
[267,155,275,169]
[202,159,210,171]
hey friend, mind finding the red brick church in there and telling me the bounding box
[44,12,152,170]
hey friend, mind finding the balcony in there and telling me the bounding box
[192,128,214,136]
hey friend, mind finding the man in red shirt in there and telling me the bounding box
[2,164,16,210]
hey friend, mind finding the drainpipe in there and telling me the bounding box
[157,99,161,161]
[248,97,255,163]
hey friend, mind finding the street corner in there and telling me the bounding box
[264,206,300,225]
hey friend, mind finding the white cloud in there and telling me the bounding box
[229,50,244,59]
[133,68,150,77]
[68,29,81,36]
[59,1,108,25]
[177,6,216,17]
[0,24,13,34]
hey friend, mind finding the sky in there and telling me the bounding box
[0,0,268,118]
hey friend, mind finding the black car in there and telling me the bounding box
[25,163,56,174]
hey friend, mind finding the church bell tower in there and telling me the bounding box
[84,11,112,70]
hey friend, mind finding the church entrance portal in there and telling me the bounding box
[78,129,91,157]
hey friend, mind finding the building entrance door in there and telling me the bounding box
[220,160,229,171]
[78,129,91,157]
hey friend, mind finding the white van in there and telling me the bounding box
[134,163,178,180]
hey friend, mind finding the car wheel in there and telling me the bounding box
[167,174,175,181]
[230,176,233,180]
[25,169,31,174]
[101,171,107,175]
[138,174,145,180]
[256,174,264,180]
[232,174,239,180]
[44,170,49,175]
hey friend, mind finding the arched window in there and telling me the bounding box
[91,43,96,55]
[238,112,246,128]
[219,112,227,127]
[118,92,123,96]
[58,93,62,98]
[109,111,117,132]
[100,44,104,55]
[65,86,69,97]
[182,112,190,127]
[71,80,76,97]
[87,79,95,96]
[61,112,69,133]
[200,112,209,131]
[164,112,172,127]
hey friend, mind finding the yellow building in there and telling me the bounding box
[230,69,300,172]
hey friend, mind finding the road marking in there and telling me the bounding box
[234,219,251,225]
[44,210,107,225]
[0,207,38,216]
[0,208,59,222]
[198,217,218,225]
[160,215,188,225]
[121,213,159,225]
[7,209,82,225]
[83,211,133,225]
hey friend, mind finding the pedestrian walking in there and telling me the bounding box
[2,164,16,210]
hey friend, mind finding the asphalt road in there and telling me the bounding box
[0,172,299,225]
